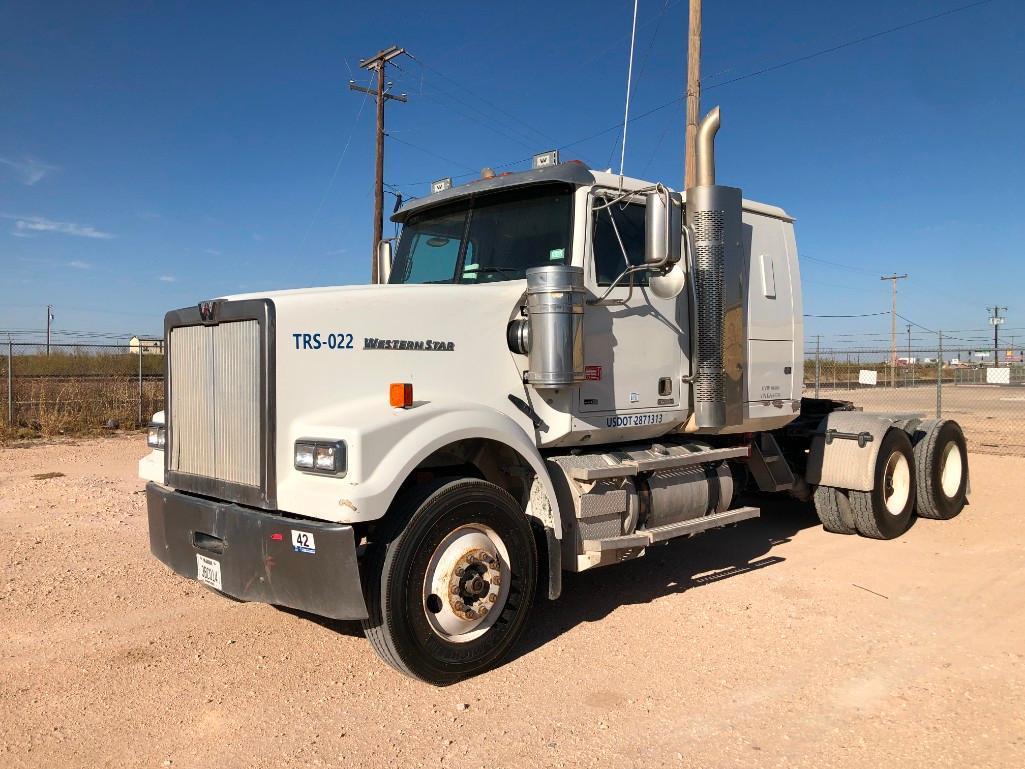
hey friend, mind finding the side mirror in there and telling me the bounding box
[376,239,394,284]
[644,191,682,267]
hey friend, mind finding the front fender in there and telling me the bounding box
[275,399,562,535]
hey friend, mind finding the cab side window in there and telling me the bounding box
[591,198,648,286]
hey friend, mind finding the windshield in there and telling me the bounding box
[389,183,574,284]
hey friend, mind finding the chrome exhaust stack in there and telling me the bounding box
[686,107,744,429]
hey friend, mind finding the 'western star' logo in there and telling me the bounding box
[364,338,455,351]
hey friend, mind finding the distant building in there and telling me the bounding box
[129,336,165,355]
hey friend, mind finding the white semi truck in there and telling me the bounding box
[140,108,969,684]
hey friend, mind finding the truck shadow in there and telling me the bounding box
[281,497,822,656]
[509,495,820,664]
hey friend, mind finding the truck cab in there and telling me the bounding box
[141,108,970,684]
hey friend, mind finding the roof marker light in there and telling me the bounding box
[532,150,559,169]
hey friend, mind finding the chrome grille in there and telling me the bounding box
[168,320,261,487]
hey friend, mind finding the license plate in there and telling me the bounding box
[196,554,222,591]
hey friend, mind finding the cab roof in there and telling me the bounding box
[392,162,793,224]
[391,162,595,224]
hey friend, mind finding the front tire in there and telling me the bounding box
[849,428,917,540]
[362,479,537,685]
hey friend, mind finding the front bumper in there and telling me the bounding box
[146,482,368,620]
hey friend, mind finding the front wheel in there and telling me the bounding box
[362,478,537,685]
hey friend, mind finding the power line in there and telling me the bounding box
[896,312,935,334]
[805,311,889,318]
[400,53,557,147]
[295,72,374,258]
[703,0,997,93]
[386,133,479,173]
[391,0,998,189]
[801,254,879,275]
[396,81,542,152]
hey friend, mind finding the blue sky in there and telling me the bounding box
[1,0,1023,350]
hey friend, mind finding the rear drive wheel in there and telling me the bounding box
[362,478,537,685]
[813,485,855,534]
[910,419,968,520]
[849,428,916,540]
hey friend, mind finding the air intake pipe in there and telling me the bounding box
[686,107,743,429]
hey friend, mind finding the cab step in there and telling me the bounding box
[582,506,760,552]
[564,444,749,481]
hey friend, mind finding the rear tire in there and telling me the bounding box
[813,485,855,534]
[849,428,916,540]
[910,419,968,520]
[361,478,537,685]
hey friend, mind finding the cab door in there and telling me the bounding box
[577,192,690,417]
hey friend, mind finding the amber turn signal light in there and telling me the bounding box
[390,382,413,409]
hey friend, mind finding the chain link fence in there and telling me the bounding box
[805,339,1025,456]
[1,342,164,441]
[3,336,1022,456]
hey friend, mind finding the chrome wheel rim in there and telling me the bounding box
[422,524,511,643]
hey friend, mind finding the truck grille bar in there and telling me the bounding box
[163,299,276,508]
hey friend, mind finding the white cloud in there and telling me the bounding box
[158,275,176,283]
[204,248,222,255]
[0,156,58,185]
[67,260,92,269]
[2,214,114,239]
[325,247,347,256]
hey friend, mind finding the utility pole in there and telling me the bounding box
[880,274,908,380]
[684,0,702,190]
[906,322,913,386]
[351,46,407,284]
[46,304,54,356]
[987,305,1007,366]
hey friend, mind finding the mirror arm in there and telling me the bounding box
[587,258,668,306]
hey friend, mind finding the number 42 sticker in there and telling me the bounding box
[291,530,316,554]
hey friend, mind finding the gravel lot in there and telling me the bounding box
[2,436,1023,769]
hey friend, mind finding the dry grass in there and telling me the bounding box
[1,349,165,445]
[2,377,164,444]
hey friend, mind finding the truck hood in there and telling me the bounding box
[250,277,534,451]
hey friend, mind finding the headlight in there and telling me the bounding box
[294,439,346,476]
[147,424,166,450]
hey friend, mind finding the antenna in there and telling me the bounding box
[618,0,640,191]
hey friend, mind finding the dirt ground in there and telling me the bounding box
[1,436,1023,769]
